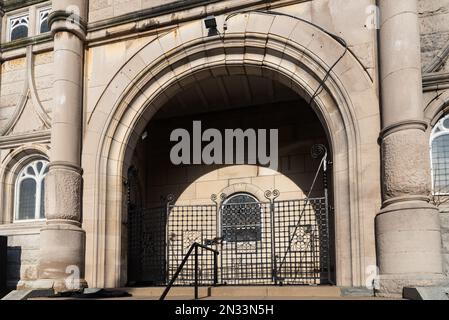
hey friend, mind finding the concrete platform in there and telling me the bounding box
[124,285,342,299]
[25,286,400,300]
[104,286,395,300]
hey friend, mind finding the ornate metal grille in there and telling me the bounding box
[128,192,331,286]
[166,203,218,286]
[128,206,167,285]
[128,145,332,286]
[220,199,272,285]
[273,198,330,285]
[221,193,262,242]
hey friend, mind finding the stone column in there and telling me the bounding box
[37,1,88,292]
[377,0,445,295]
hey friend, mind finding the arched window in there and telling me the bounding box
[221,193,262,242]
[39,8,51,34]
[431,115,449,195]
[9,15,29,41]
[14,160,49,221]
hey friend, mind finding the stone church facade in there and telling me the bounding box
[0,0,448,297]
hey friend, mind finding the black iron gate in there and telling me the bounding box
[128,145,332,286]
[128,191,331,286]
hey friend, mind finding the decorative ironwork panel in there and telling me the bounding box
[220,200,273,285]
[128,195,331,286]
[167,204,218,286]
[128,206,167,285]
[127,208,142,284]
[273,197,330,285]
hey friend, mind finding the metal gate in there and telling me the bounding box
[128,191,331,286]
[128,145,332,286]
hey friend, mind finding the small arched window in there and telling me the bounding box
[221,193,262,242]
[431,115,449,195]
[39,8,51,34]
[15,160,49,221]
[9,15,29,41]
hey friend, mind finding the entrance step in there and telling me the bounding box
[122,286,342,299]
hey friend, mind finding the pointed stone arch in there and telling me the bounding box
[425,90,449,126]
[82,12,381,288]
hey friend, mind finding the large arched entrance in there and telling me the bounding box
[126,74,334,286]
[82,13,381,289]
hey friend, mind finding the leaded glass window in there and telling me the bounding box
[221,193,262,242]
[431,115,449,194]
[39,8,51,34]
[15,160,49,221]
[9,15,29,41]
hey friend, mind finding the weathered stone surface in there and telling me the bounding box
[340,287,374,297]
[378,274,449,298]
[45,168,82,222]
[381,130,432,200]
[403,286,449,300]
[440,210,449,276]
[419,0,449,71]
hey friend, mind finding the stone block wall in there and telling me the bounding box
[0,224,42,289]
[33,52,54,116]
[439,209,449,276]
[0,58,26,130]
[89,0,181,22]
[419,0,449,72]
[0,51,53,134]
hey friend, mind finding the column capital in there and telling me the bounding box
[49,10,87,41]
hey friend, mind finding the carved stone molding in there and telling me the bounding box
[49,10,87,41]
[380,120,428,139]
[0,129,50,150]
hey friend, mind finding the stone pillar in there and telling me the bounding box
[37,1,88,292]
[377,0,445,296]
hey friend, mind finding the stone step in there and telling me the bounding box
[122,285,342,299]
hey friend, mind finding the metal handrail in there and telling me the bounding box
[159,242,219,300]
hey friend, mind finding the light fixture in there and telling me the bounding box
[204,16,217,30]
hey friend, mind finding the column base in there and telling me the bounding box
[376,200,443,274]
[377,274,449,298]
[17,278,88,293]
[38,222,87,293]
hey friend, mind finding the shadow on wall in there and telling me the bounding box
[129,101,329,209]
